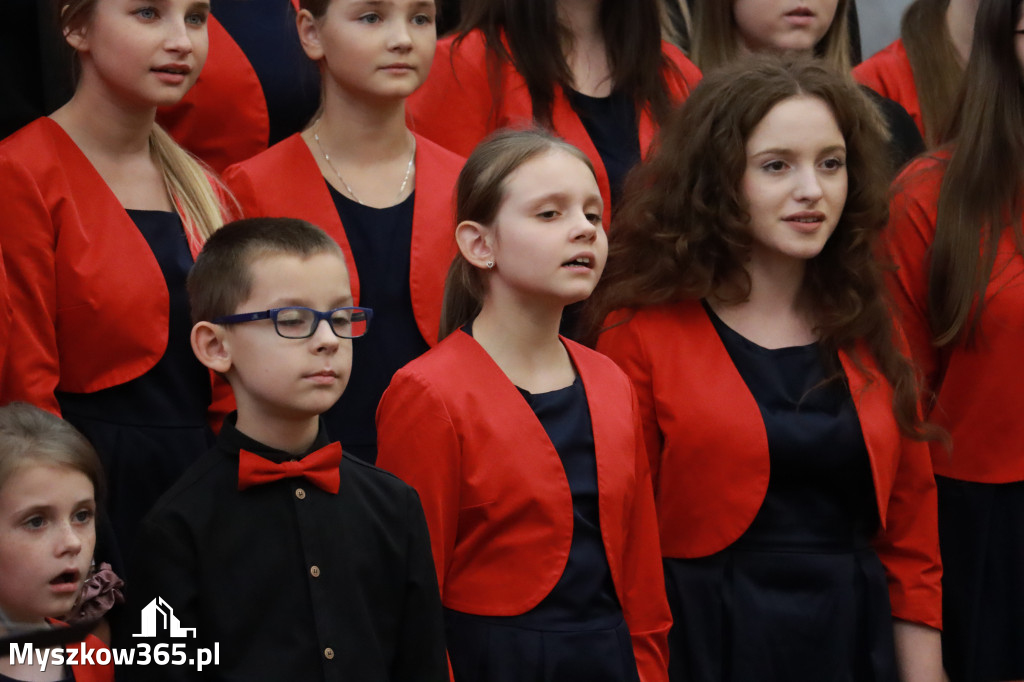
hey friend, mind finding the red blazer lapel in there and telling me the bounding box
[840,346,900,527]
[408,136,460,346]
[224,134,362,306]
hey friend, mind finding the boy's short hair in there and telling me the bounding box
[188,218,345,324]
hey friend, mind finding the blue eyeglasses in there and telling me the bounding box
[212,306,373,339]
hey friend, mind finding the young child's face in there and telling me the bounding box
[221,252,354,429]
[486,149,607,307]
[303,0,437,102]
[68,0,211,110]
[0,463,96,626]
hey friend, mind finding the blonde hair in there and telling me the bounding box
[150,126,229,243]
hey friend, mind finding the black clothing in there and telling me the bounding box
[445,376,638,682]
[58,210,211,569]
[565,89,641,207]
[209,0,321,146]
[323,187,427,463]
[937,476,1024,682]
[863,87,925,175]
[127,414,447,682]
[664,304,897,682]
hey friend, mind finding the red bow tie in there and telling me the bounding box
[237,442,342,494]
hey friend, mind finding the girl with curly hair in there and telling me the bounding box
[587,55,944,682]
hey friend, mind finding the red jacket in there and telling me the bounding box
[885,153,1024,484]
[0,118,205,412]
[596,300,943,630]
[854,39,925,140]
[375,330,672,682]
[406,30,701,215]
[222,133,463,346]
[0,249,9,392]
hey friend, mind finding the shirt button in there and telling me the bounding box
[324,647,335,660]
[295,488,306,500]
[310,565,321,578]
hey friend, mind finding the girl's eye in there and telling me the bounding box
[820,157,846,171]
[537,210,559,219]
[359,13,382,23]
[23,516,45,530]
[73,509,95,525]
[585,213,602,225]
[761,160,787,173]
[185,10,209,26]
[411,13,434,25]
[133,7,158,20]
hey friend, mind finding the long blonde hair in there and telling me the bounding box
[150,126,229,242]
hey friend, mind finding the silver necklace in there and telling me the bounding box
[313,119,415,206]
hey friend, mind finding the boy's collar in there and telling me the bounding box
[218,412,333,464]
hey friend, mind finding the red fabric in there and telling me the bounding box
[406,30,701,217]
[885,153,1024,484]
[237,442,343,493]
[0,119,175,411]
[0,249,9,392]
[44,620,114,682]
[596,300,942,629]
[222,133,463,347]
[853,39,924,140]
[375,331,671,682]
[0,118,231,430]
[157,14,269,173]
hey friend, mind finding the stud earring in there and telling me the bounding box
[485,260,495,269]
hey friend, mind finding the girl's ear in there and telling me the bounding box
[296,8,325,61]
[455,220,495,270]
[191,322,233,375]
[64,23,88,52]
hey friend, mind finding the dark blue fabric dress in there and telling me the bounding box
[209,0,321,146]
[565,89,641,207]
[325,187,428,463]
[56,210,212,567]
[663,303,898,682]
[936,476,1024,681]
[445,370,640,682]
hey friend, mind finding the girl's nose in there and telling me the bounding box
[164,16,195,55]
[794,167,825,202]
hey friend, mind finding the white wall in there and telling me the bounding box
[857,0,913,59]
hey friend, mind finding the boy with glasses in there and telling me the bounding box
[126,218,447,681]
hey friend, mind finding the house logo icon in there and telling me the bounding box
[133,597,197,638]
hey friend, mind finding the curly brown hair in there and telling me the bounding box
[585,54,931,439]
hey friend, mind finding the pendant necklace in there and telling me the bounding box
[313,119,415,205]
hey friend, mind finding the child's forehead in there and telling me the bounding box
[0,461,94,504]
[242,250,352,304]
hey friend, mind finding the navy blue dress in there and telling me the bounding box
[445,369,640,682]
[209,0,320,146]
[325,187,428,463]
[56,210,212,566]
[565,89,641,207]
[662,303,898,682]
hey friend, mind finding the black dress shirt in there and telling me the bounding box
[124,414,447,681]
